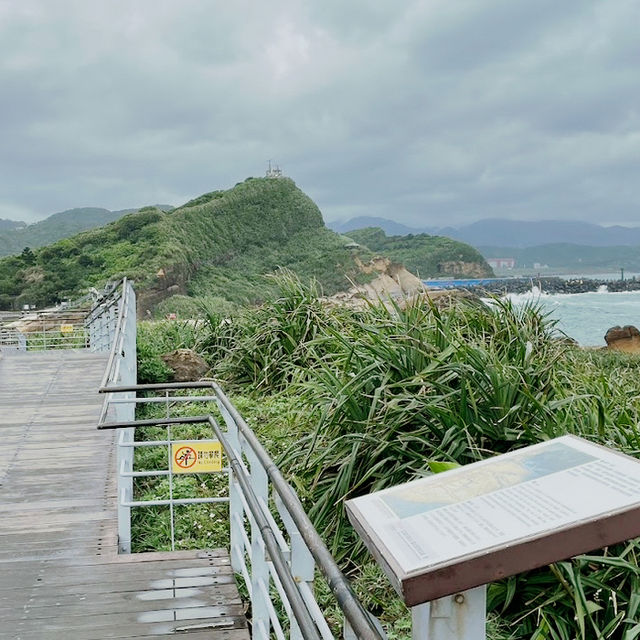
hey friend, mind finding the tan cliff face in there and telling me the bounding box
[324,255,478,310]
[323,256,423,308]
[137,264,190,316]
[355,256,423,294]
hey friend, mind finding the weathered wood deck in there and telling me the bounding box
[0,349,249,639]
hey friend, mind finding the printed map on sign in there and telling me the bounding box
[171,441,222,474]
[381,442,596,518]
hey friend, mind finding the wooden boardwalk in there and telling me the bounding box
[0,349,249,639]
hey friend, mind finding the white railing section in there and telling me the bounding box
[0,328,27,350]
[98,382,386,640]
[112,392,227,552]
[85,278,137,552]
[91,277,386,639]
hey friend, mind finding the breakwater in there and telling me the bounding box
[424,277,640,296]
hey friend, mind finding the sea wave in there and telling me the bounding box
[493,285,640,304]
[501,288,640,346]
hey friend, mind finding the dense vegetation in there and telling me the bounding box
[345,227,494,278]
[136,278,640,639]
[0,178,373,310]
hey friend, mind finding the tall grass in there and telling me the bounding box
[283,296,567,564]
[205,272,342,390]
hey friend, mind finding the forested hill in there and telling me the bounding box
[344,227,494,279]
[0,178,373,311]
[0,206,173,257]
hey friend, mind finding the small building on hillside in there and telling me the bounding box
[487,257,516,270]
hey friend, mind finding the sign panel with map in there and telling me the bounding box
[346,435,640,605]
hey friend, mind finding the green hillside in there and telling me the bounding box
[345,227,494,278]
[0,206,175,257]
[0,178,372,311]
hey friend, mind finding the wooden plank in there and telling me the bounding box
[0,350,249,639]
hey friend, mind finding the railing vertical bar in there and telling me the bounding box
[247,445,271,639]
[167,391,176,552]
[298,583,336,640]
[259,580,287,640]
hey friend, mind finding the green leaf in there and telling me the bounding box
[427,460,461,474]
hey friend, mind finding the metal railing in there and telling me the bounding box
[0,310,89,350]
[87,278,138,552]
[98,381,386,640]
[0,328,27,350]
[0,287,106,352]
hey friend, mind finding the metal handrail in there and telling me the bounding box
[99,381,385,640]
[99,412,324,638]
[85,278,125,322]
[99,278,130,390]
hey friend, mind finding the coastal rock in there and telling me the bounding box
[160,348,209,381]
[424,288,477,309]
[137,263,190,316]
[604,325,640,353]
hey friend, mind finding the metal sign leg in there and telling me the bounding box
[411,586,486,640]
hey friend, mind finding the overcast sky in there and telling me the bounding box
[1,0,638,226]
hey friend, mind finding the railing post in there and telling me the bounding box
[109,303,117,347]
[116,284,136,553]
[221,402,244,575]
[246,445,271,639]
[411,587,486,640]
[116,429,133,553]
[275,493,315,640]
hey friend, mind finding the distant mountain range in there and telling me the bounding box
[0,218,27,231]
[0,205,173,257]
[328,217,640,248]
[330,217,423,237]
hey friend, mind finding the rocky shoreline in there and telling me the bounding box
[460,276,640,296]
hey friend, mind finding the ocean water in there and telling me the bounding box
[505,287,640,346]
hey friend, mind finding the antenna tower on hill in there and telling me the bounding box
[266,160,283,178]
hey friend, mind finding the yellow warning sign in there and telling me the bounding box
[60,324,74,333]
[171,441,222,474]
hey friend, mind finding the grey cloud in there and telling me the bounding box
[0,0,638,228]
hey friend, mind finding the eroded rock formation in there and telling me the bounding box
[604,325,640,353]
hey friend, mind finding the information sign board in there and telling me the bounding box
[346,436,640,606]
[60,324,74,333]
[171,441,222,474]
